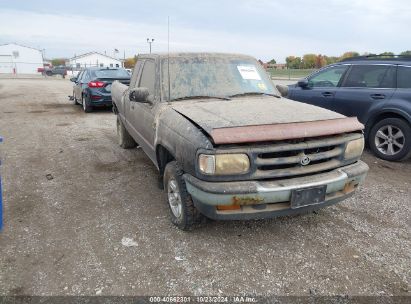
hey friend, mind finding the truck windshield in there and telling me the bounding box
[161,56,276,101]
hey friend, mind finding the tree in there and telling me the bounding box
[379,51,394,58]
[325,56,339,65]
[268,58,277,64]
[124,56,137,69]
[339,51,360,61]
[302,54,317,69]
[51,58,66,66]
[315,54,327,68]
[400,50,411,56]
[286,56,302,69]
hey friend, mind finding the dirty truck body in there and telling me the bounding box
[112,53,368,229]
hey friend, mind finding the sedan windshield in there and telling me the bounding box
[161,56,276,101]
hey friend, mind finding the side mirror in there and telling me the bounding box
[129,87,150,103]
[275,84,289,97]
[70,77,77,82]
[297,79,309,88]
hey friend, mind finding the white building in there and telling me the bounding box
[67,52,123,69]
[0,43,44,74]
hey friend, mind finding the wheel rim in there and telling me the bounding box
[167,178,182,218]
[82,97,86,111]
[374,124,405,156]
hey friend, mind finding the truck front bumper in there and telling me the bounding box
[184,161,368,220]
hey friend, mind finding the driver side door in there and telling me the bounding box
[289,64,350,110]
[127,59,158,163]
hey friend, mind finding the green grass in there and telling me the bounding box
[268,68,316,79]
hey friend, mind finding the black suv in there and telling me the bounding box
[285,56,411,161]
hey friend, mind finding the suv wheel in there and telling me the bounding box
[369,118,411,161]
[82,95,93,113]
[116,116,137,149]
[163,161,204,230]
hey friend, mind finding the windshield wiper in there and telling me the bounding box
[170,95,231,101]
[229,92,281,98]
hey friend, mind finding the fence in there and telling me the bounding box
[268,68,316,80]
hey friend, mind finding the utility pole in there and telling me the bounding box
[147,38,155,53]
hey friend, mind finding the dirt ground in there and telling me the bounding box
[0,78,410,297]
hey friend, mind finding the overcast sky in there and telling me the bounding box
[0,0,409,62]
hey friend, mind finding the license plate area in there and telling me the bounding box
[290,186,327,209]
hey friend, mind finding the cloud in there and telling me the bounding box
[0,1,410,62]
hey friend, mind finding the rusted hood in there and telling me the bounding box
[171,97,364,144]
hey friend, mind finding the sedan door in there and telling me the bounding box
[333,64,396,123]
[289,64,350,109]
[73,70,84,100]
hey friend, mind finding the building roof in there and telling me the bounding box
[70,51,122,61]
[0,43,42,52]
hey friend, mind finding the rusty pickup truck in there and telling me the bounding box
[112,53,368,230]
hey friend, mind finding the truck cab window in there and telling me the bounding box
[139,60,155,97]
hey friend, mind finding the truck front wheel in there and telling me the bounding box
[117,116,137,149]
[163,161,204,230]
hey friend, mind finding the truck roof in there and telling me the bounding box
[137,52,256,60]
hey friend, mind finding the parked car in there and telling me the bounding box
[44,65,68,77]
[70,67,130,112]
[284,56,411,161]
[111,52,368,230]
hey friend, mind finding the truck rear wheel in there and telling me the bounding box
[163,161,204,230]
[117,116,137,149]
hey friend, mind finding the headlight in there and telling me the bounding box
[344,137,364,159]
[198,153,250,175]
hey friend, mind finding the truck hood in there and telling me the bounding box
[171,97,364,144]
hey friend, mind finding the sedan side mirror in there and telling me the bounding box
[297,79,309,88]
[129,87,150,103]
[70,77,77,82]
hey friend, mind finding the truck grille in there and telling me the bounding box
[247,133,361,180]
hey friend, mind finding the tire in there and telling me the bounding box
[163,161,204,230]
[73,91,79,105]
[45,71,52,76]
[116,116,137,149]
[82,95,93,113]
[369,117,411,161]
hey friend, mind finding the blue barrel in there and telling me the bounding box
[0,136,2,231]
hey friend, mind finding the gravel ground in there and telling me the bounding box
[0,78,410,297]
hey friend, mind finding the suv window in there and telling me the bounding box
[342,65,396,88]
[139,60,155,96]
[397,66,411,88]
[308,65,348,88]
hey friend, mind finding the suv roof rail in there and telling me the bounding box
[341,54,411,62]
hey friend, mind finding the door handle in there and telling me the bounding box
[321,92,334,97]
[370,94,386,100]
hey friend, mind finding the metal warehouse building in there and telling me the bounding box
[67,52,123,69]
[0,43,44,74]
